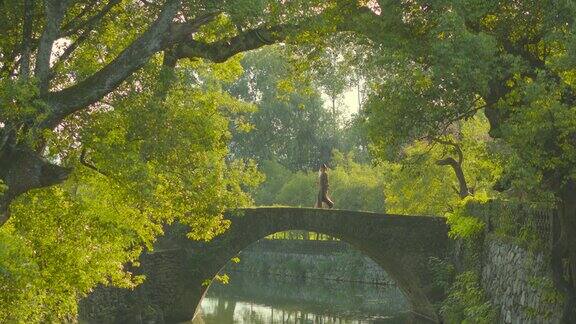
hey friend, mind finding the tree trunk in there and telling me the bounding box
[452,162,470,199]
[19,0,34,79]
[0,145,71,226]
[357,80,361,112]
[332,97,336,116]
[436,157,470,199]
[554,180,576,322]
[35,0,69,93]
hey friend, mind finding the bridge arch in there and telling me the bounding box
[81,207,449,323]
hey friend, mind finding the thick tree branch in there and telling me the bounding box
[169,11,220,41]
[35,0,70,93]
[0,145,72,226]
[436,156,458,167]
[432,137,464,164]
[37,7,322,131]
[432,137,469,198]
[436,154,470,199]
[174,25,288,63]
[53,3,216,79]
[39,0,183,130]
[20,0,35,80]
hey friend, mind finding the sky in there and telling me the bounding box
[322,85,362,121]
[342,86,361,118]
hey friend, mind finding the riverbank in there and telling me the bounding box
[224,239,394,285]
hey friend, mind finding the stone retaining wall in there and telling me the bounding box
[227,246,394,285]
[481,236,565,324]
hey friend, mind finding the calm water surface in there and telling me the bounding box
[190,273,410,324]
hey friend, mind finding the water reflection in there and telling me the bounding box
[191,273,410,324]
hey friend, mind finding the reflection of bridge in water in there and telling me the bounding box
[195,272,409,324]
[80,207,449,323]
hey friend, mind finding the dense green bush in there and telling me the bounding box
[445,195,489,240]
[254,152,386,213]
[440,271,497,324]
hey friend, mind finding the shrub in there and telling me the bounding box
[440,271,497,324]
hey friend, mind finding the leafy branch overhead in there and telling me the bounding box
[1,0,576,321]
[0,0,371,226]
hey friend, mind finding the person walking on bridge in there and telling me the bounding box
[315,163,334,209]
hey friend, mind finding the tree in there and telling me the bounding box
[252,160,293,206]
[379,115,501,216]
[312,47,354,116]
[0,0,353,225]
[256,151,386,213]
[0,0,361,320]
[0,50,271,321]
[227,47,339,171]
[344,0,576,315]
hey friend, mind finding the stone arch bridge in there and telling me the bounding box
[81,207,449,323]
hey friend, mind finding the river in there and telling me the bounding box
[190,272,410,324]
